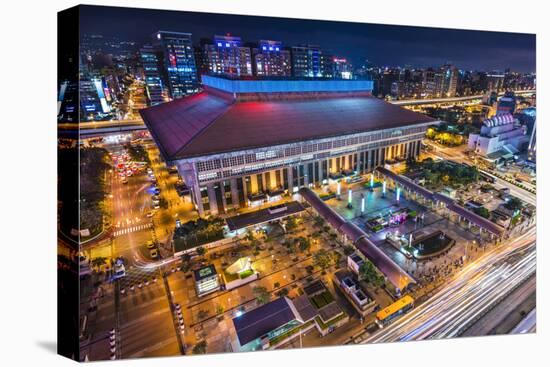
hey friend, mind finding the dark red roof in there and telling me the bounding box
[141,92,435,160]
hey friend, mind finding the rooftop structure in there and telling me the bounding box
[232,297,306,351]
[141,76,436,216]
[193,265,220,297]
[375,167,505,236]
[298,187,415,291]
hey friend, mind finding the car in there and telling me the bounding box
[146,241,156,249]
[153,203,160,209]
[122,178,128,184]
[149,249,159,259]
[153,189,161,195]
[146,211,156,218]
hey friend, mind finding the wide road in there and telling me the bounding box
[510,308,536,334]
[362,225,536,343]
[461,273,535,337]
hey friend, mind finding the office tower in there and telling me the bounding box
[139,45,166,106]
[154,31,199,99]
[441,64,458,97]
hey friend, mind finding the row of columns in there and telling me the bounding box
[194,140,422,216]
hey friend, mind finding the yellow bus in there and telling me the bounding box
[376,295,415,327]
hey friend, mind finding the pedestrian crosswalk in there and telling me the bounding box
[113,223,153,237]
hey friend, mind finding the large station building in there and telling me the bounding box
[141,75,437,216]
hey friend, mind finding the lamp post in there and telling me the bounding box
[382,180,387,197]
[361,195,365,215]
[347,189,353,209]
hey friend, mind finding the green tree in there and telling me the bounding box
[275,288,289,297]
[91,257,107,269]
[297,237,312,253]
[192,340,207,355]
[473,206,491,219]
[196,246,207,257]
[343,245,355,256]
[285,216,298,231]
[313,249,334,270]
[253,286,270,305]
[359,261,385,287]
[313,215,325,228]
[180,253,192,272]
[504,197,523,212]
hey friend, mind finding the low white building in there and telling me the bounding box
[468,113,528,157]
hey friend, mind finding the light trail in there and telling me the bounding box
[363,226,536,343]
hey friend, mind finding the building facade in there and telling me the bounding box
[468,113,529,157]
[204,35,253,77]
[139,45,166,106]
[332,57,353,79]
[291,45,323,78]
[153,31,199,99]
[141,76,435,216]
[253,40,291,77]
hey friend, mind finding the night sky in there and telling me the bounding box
[79,5,536,73]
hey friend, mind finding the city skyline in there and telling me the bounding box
[79,5,536,73]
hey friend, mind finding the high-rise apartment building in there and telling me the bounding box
[204,35,252,77]
[291,45,323,78]
[253,40,291,77]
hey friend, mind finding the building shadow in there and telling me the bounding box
[36,340,57,354]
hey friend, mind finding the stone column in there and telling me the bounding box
[206,183,218,216]
[230,178,239,208]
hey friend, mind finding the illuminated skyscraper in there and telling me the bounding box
[441,64,458,97]
[139,45,166,106]
[153,31,199,99]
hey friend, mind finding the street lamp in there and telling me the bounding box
[347,189,353,208]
